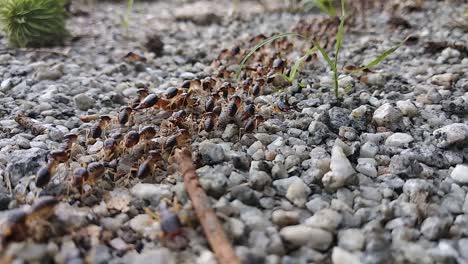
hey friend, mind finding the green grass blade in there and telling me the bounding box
[313,41,335,71]
[350,36,409,74]
[288,46,317,82]
[235,32,304,79]
[334,2,345,67]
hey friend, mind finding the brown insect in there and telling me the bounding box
[159,201,183,239]
[62,133,78,150]
[164,129,190,152]
[250,83,262,96]
[89,116,112,139]
[165,87,182,99]
[201,112,217,132]
[0,209,28,248]
[124,131,140,149]
[118,106,133,126]
[217,82,235,98]
[36,163,54,188]
[274,100,291,112]
[102,138,118,161]
[0,197,58,249]
[205,93,220,113]
[240,103,255,121]
[226,95,242,117]
[123,51,147,63]
[201,77,217,92]
[140,126,157,141]
[28,196,58,221]
[272,58,285,72]
[87,162,105,183]
[243,115,265,134]
[72,167,89,191]
[134,94,159,110]
[136,150,162,179]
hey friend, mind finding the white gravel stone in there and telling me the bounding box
[338,229,365,251]
[130,183,172,201]
[305,209,342,232]
[430,72,455,88]
[433,123,468,148]
[451,164,468,184]
[280,225,333,250]
[322,145,356,189]
[385,133,414,147]
[331,247,361,264]
[356,158,378,177]
[372,103,402,127]
[396,100,418,116]
[360,141,379,158]
[286,179,311,208]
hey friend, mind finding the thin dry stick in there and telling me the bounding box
[174,148,241,264]
[15,113,47,135]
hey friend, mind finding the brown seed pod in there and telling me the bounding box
[272,58,285,71]
[275,101,291,112]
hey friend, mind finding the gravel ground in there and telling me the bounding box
[0,0,467,263]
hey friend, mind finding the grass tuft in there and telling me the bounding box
[0,0,69,47]
[237,0,408,99]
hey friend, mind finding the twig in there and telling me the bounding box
[14,113,48,135]
[174,148,240,264]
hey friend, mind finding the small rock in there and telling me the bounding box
[356,158,378,177]
[332,247,361,264]
[420,217,451,240]
[322,145,356,189]
[286,179,311,207]
[89,245,112,264]
[385,133,414,147]
[230,185,258,206]
[280,225,333,250]
[133,249,175,264]
[450,164,468,185]
[73,94,95,111]
[305,209,342,232]
[197,165,229,198]
[372,103,402,127]
[396,100,418,117]
[5,148,47,185]
[271,210,300,227]
[250,170,271,191]
[328,107,351,131]
[434,123,468,148]
[338,228,365,251]
[360,141,379,158]
[36,64,64,81]
[222,124,238,140]
[199,140,225,165]
[430,73,455,88]
[130,183,172,201]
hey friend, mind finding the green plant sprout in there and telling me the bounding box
[301,0,337,16]
[236,0,408,98]
[0,0,69,47]
[121,0,134,36]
